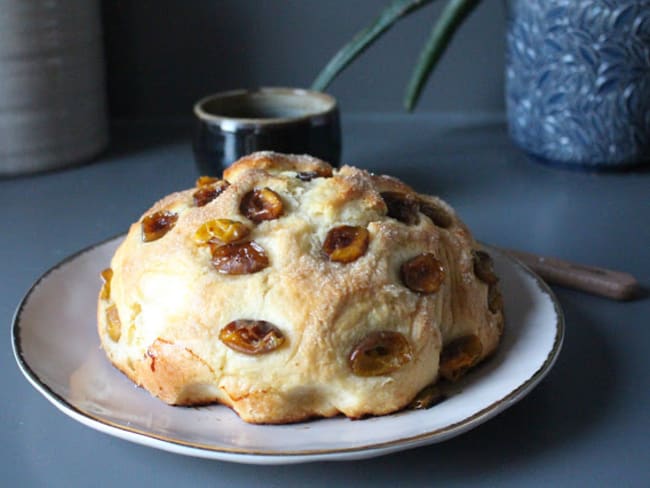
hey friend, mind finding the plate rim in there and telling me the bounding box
[12,235,565,462]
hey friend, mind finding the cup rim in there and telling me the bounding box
[193,87,338,131]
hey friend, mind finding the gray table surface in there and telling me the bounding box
[2,114,649,487]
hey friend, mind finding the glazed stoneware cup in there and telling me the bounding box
[193,87,341,175]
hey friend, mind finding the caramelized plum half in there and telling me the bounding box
[99,268,113,300]
[295,166,332,181]
[488,284,504,314]
[194,219,250,245]
[400,253,445,294]
[349,331,413,376]
[195,176,220,187]
[193,180,229,207]
[323,225,370,263]
[141,210,178,242]
[473,250,498,284]
[240,188,284,223]
[210,241,269,274]
[381,191,419,225]
[105,304,122,342]
[419,201,452,228]
[219,319,285,355]
[439,334,483,382]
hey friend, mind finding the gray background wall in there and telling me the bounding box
[101,0,506,119]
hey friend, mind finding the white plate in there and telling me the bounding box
[12,236,563,465]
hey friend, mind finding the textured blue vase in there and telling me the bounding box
[505,0,650,169]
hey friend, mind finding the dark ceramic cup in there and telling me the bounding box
[193,87,341,175]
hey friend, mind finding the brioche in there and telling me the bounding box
[97,152,503,424]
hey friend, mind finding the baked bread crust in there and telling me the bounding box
[97,151,504,424]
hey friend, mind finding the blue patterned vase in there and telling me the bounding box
[505,0,650,169]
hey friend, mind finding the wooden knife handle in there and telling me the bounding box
[504,249,640,301]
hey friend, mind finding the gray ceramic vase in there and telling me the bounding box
[0,0,108,176]
[505,0,650,169]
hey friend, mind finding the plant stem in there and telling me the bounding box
[404,0,481,111]
[312,0,436,91]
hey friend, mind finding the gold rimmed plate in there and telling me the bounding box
[12,236,563,464]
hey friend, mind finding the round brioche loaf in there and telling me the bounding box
[97,152,504,424]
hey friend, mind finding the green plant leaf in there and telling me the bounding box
[311,0,436,91]
[404,0,481,111]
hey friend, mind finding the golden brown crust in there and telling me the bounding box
[223,151,333,182]
[97,151,504,424]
